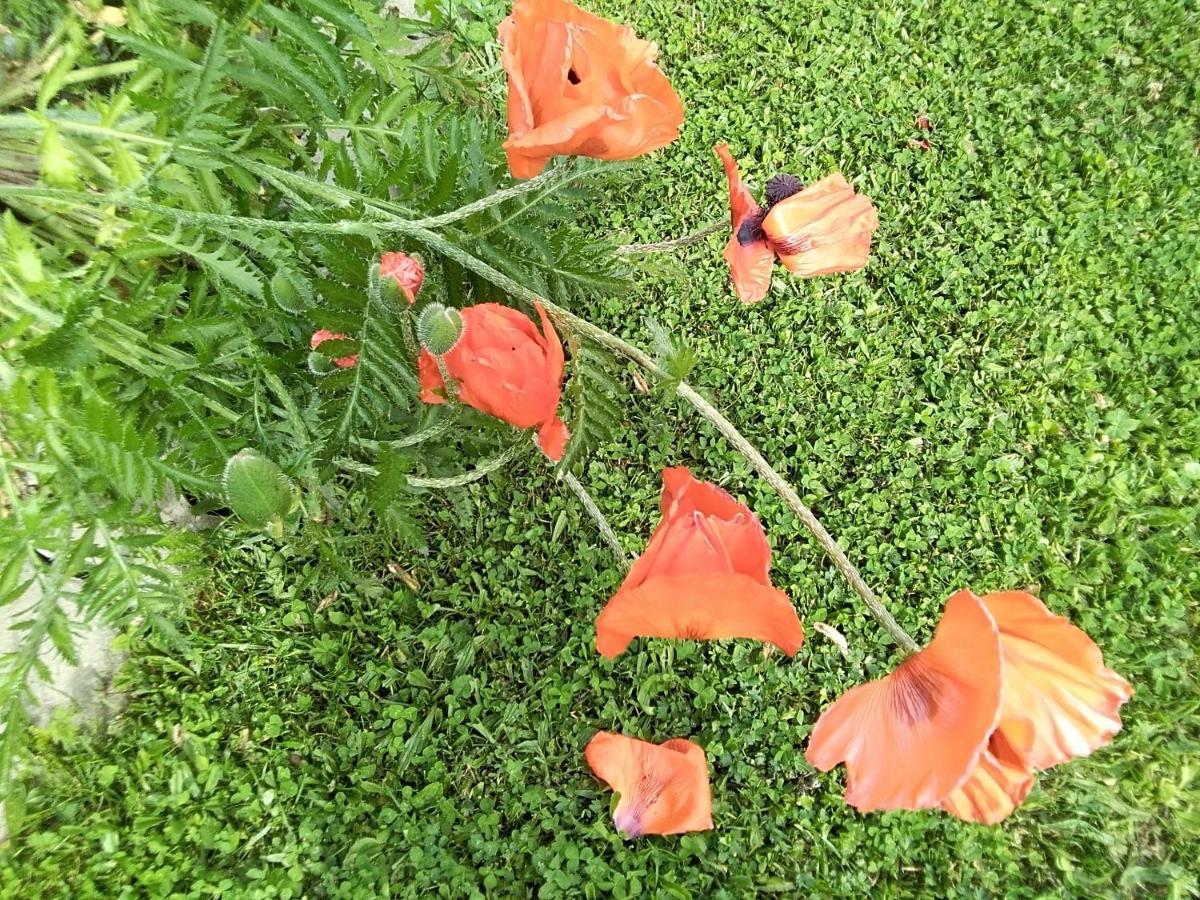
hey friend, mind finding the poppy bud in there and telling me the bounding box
[417,303,464,356]
[380,251,425,304]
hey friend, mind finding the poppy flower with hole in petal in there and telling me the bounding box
[805,589,1003,812]
[594,467,804,658]
[499,0,685,179]
[418,301,570,461]
[585,732,713,838]
[310,329,358,368]
[807,587,1132,823]
[714,145,879,303]
[379,251,424,304]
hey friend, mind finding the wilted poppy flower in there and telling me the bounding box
[585,732,713,837]
[806,588,1131,824]
[714,144,879,303]
[380,251,424,304]
[418,301,570,461]
[499,0,685,179]
[310,329,358,368]
[594,467,804,658]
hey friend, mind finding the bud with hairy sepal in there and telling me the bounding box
[417,304,464,356]
[222,449,299,534]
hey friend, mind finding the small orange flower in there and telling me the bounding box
[418,302,569,461]
[585,732,713,837]
[594,467,804,658]
[499,0,685,179]
[380,251,424,304]
[806,588,1131,824]
[714,144,879,303]
[310,329,358,368]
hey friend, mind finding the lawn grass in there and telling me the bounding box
[3,0,1199,895]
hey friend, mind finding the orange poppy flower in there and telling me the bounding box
[418,301,570,461]
[379,251,424,304]
[499,0,685,179]
[594,467,804,658]
[807,588,1132,823]
[714,144,879,303]
[585,732,713,837]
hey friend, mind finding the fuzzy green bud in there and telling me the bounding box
[417,303,464,356]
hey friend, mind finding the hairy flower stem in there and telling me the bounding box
[400,222,920,653]
[616,221,725,255]
[560,471,632,571]
[408,162,602,229]
[337,441,526,489]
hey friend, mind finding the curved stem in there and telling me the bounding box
[398,223,919,652]
[407,162,602,230]
[355,411,458,451]
[336,441,527,489]
[617,221,725,255]
[560,471,632,571]
[408,441,523,488]
[675,384,918,652]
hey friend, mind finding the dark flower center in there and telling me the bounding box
[567,68,581,85]
[764,173,805,207]
[736,210,767,246]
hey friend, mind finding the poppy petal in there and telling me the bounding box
[536,417,570,461]
[762,173,879,277]
[658,468,771,585]
[940,732,1036,825]
[723,235,775,304]
[417,350,448,404]
[714,143,774,303]
[714,143,760,229]
[982,591,1133,771]
[595,573,804,658]
[805,590,1002,811]
[585,732,713,837]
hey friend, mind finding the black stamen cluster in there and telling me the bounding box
[764,173,805,207]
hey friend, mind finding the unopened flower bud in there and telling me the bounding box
[417,304,464,356]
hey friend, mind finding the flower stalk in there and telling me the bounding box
[560,470,632,571]
[617,221,724,255]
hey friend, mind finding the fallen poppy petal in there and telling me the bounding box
[762,173,878,277]
[806,590,1002,811]
[940,730,1036,824]
[982,590,1133,771]
[595,573,804,658]
[585,732,713,837]
[714,143,774,303]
